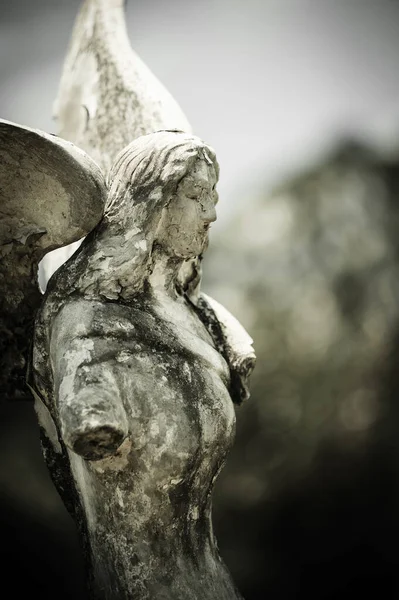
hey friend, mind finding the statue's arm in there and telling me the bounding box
[50,303,129,461]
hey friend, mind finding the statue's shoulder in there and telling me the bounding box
[199,293,256,404]
[201,294,254,357]
[53,296,155,343]
[52,297,102,340]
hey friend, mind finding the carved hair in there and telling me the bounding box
[47,130,219,300]
[105,130,219,219]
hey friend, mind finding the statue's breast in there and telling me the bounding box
[84,300,236,495]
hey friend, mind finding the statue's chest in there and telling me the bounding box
[117,334,234,460]
[86,300,235,488]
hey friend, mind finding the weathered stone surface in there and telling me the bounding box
[12,2,256,596]
[32,131,255,599]
[0,118,106,401]
[54,0,191,173]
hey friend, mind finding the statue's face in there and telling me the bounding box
[156,158,218,258]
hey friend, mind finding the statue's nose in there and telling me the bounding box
[201,203,217,224]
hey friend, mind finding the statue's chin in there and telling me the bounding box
[175,236,208,260]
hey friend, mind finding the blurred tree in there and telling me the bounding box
[205,141,399,599]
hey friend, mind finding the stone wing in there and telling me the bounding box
[54,0,192,174]
[0,118,107,401]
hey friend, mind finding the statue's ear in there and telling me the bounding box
[0,118,106,251]
[0,118,107,402]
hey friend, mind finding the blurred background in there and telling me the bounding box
[2,0,399,598]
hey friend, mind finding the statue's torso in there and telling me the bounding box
[35,295,241,599]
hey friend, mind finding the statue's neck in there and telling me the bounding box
[77,228,184,301]
[147,247,183,299]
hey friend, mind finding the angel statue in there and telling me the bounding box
[0,1,255,599]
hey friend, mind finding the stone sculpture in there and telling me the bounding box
[32,129,255,599]
[1,1,255,598]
